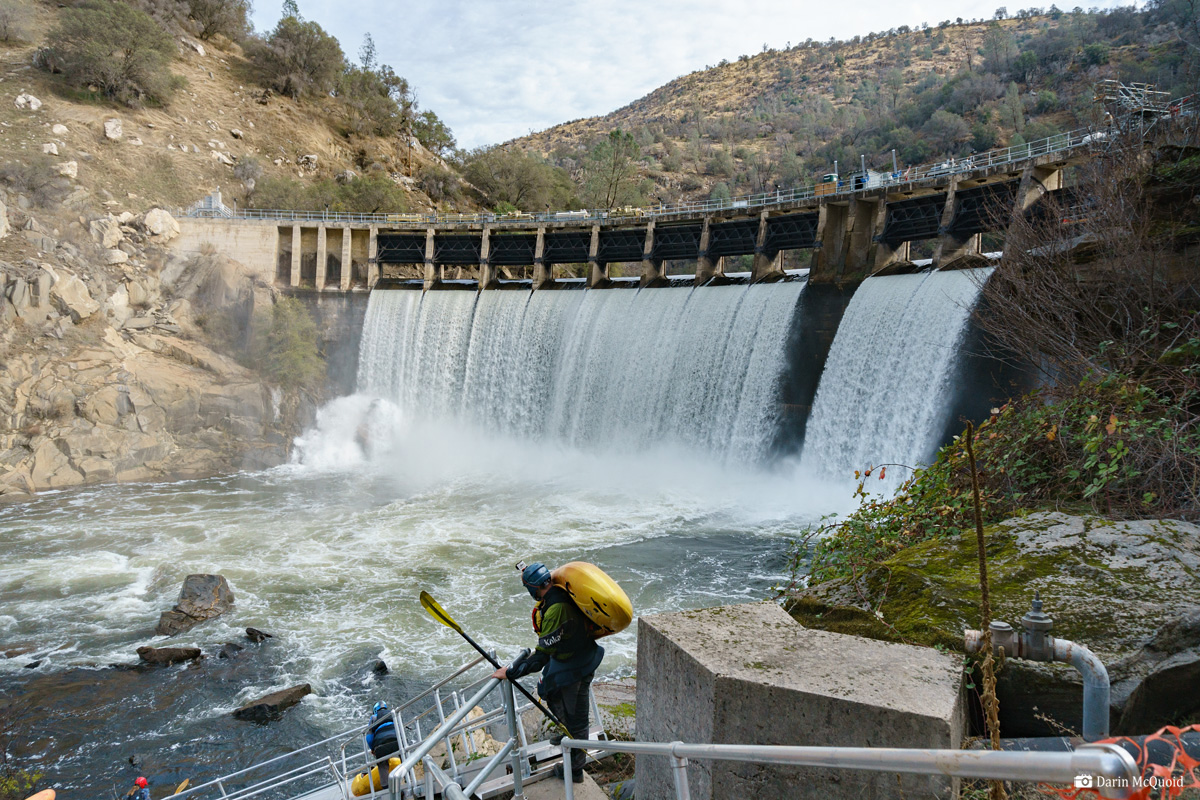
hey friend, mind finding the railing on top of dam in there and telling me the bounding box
[179,124,1113,229]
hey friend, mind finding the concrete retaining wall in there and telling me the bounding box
[175,218,279,284]
[635,603,965,799]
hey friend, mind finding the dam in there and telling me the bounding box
[172,128,1087,291]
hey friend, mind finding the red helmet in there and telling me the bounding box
[135,778,148,788]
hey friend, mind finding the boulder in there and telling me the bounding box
[183,38,205,56]
[1114,611,1200,732]
[48,270,100,322]
[335,169,356,184]
[155,573,235,636]
[787,512,1200,737]
[51,123,68,136]
[57,161,78,179]
[126,279,150,307]
[42,142,57,156]
[246,627,273,643]
[299,154,317,170]
[232,684,311,722]
[230,128,244,139]
[105,249,129,265]
[14,93,41,111]
[137,645,202,665]
[218,642,244,659]
[0,198,8,239]
[142,208,180,241]
[104,118,123,140]
[89,217,122,248]
[211,151,234,166]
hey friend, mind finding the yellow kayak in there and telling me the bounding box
[350,758,401,796]
[551,562,633,637]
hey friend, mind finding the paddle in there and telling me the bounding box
[173,780,189,795]
[418,591,566,731]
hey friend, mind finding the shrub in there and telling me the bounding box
[0,1,30,44]
[252,14,344,99]
[185,0,251,41]
[1082,42,1110,66]
[253,297,324,389]
[246,173,407,213]
[801,376,1200,584]
[46,1,179,106]
[338,64,411,137]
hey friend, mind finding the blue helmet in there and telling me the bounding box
[372,701,387,716]
[520,562,552,598]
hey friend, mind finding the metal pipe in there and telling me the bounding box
[502,678,527,796]
[562,743,575,800]
[1056,638,1111,742]
[671,753,692,800]
[964,593,1110,740]
[388,678,499,797]
[558,738,1138,799]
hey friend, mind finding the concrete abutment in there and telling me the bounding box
[635,603,965,800]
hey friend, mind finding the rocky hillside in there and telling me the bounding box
[0,0,462,501]
[507,5,1196,207]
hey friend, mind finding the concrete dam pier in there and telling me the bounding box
[173,147,1076,292]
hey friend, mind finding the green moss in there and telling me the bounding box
[787,514,1200,659]
[601,701,636,719]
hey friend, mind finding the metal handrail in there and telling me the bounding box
[558,738,1141,800]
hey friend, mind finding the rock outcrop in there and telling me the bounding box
[155,574,235,636]
[137,645,202,665]
[786,512,1200,736]
[232,684,312,722]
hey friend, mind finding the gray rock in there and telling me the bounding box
[218,642,244,659]
[155,574,235,636]
[48,269,100,321]
[42,142,57,156]
[137,645,202,665]
[105,249,129,265]
[51,123,68,136]
[0,198,8,239]
[14,92,42,111]
[230,128,244,139]
[89,217,122,248]
[246,627,273,643]
[142,208,180,241]
[104,118,123,140]
[57,161,77,179]
[232,684,311,722]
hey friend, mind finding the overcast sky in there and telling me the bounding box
[250,0,1135,150]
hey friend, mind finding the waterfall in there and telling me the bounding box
[356,283,804,465]
[799,268,992,483]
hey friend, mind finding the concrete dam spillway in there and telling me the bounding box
[351,268,993,481]
[356,283,805,465]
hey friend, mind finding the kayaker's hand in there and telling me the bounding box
[491,666,508,680]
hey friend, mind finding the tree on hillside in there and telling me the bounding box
[186,0,251,41]
[580,130,643,209]
[413,110,455,156]
[462,146,576,211]
[922,109,969,151]
[252,13,344,98]
[45,1,179,106]
[338,63,412,137]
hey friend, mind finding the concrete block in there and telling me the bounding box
[635,602,964,800]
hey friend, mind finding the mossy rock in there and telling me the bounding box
[785,512,1200,735]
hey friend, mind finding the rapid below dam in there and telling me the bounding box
[0,268,1022,795]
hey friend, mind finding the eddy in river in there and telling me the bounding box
[491,562,604,784]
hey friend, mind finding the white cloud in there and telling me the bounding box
[252,0,1135,149]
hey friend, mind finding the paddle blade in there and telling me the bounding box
[174,780,189,795]
[419,591,462,633]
